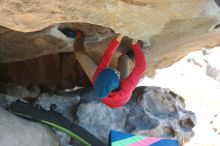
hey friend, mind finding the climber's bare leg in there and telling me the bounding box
[74,32,97,82]
[75,51,97,82]
[117,54,129,80]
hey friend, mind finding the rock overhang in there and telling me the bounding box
[0,0,220,85]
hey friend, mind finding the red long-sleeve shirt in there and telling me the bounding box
[92,39,147,108]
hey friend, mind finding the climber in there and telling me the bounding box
[74,33,147,108]
[92,34,147,108]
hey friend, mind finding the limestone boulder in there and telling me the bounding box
[75,86,196,145]
[5,83,31,98]
[34,92,81,121]
[0,107,59,146]
[0,0,219,39]
[0,0,220,76]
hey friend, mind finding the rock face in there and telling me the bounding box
[76,86,196,144]
[132,87,195,142]
[19,84,195,145]
[0,0,219,39]
[0,24,114,87]
[35,92,80,121]
[0,107,59,146]
[0,52,92,88]
[5,83,31,98]
[0,0,220,81]
[138,47,220,146]
[76,102,130,142]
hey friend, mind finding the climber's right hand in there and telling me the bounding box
[132,39,138,45]
[116,34,124,42]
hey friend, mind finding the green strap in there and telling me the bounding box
[41,120,91,146]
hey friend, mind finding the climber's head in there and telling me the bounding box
[94,68,120,98]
